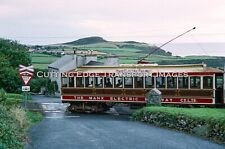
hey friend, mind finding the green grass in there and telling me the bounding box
[0,90,43,149]
[32,56,58,63]
[31,53,58,63]
[30,53,52,57]
[31,53,59,69]
[4,93,32,106]
[31,44,225,69]
[6,93,23,99]
[26,110,43,124]
[33,63,49,69]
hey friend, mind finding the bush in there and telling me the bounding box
[0,88,7,104]
[0,105,25,149]
[10,106,30,128]
[0,105,43,149]
[132,106,225,144]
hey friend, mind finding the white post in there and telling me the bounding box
[154,77,156,88]
[112,77,114,88]
[74,77,76,88]
[188,76,191,89]
[165,77,167,89]
[143,77,146,89]
[213,74,216,104]
[200,76,203,89]
[83,77,86,88]
[66,77,69,87]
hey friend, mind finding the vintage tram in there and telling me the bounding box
[61,63,225,112]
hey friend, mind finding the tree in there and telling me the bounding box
[0,39,31,93]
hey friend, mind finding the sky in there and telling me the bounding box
[0,0,225,56]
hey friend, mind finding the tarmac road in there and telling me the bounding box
[26,96,225,149]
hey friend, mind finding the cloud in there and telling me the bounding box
[0,0,225,45]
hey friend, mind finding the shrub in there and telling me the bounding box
[0,105,25,149]
[10,106,30,128]
[132,106,225,144]
[0,88,6,104]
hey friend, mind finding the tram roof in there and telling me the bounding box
[69,64,224,73]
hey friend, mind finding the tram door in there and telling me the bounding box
[215,74,224,104]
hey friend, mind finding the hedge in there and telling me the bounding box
[132,106,225,144]
[0,105,25,149]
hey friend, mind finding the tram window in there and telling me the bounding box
[167,77,177,88]
[85,77,94,88]
[124,77,133,88]
[95,77,103,88]
[203,76,213,89]
[190,76,200,89]
[62,77,68,87]
[69,77,74,87]
[134,77,143,88]
[178,77,188,88]
[76,77,84,87]
[114,77,123,88]
[104,77,113,88]
[156,77,165,88]
[145,77,154,88]
[216,76,223,89]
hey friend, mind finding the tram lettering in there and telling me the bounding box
[162,98,173,102]
[89,96,104,100]
[180,98,196,103]
[77,71,83,77]
[183,72,188,77]
[108,73,115,77]
[165,73,172,77]
[110,97,136,101]
[74,96,83,100]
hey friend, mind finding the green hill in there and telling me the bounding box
[64,36,107,45]
[62,36,172,56]
[30,37,225,69]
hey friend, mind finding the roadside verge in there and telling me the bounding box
[132,106,225,144]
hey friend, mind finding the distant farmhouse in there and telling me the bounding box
[48,50,118,92]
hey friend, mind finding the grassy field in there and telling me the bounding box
[31,42,225,69]
[31,53,59,69]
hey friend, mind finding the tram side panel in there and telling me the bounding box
[160,89,214,105]
[61,88,215,105]
[61,88,147,104]
[60,72,224,106]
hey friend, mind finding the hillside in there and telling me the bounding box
[64,36,107,45]
[61,36,172,56]
[30,37,225,69]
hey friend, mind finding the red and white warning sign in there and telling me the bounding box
[19,65,34,86]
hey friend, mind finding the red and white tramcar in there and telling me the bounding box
[61,63,225,112]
